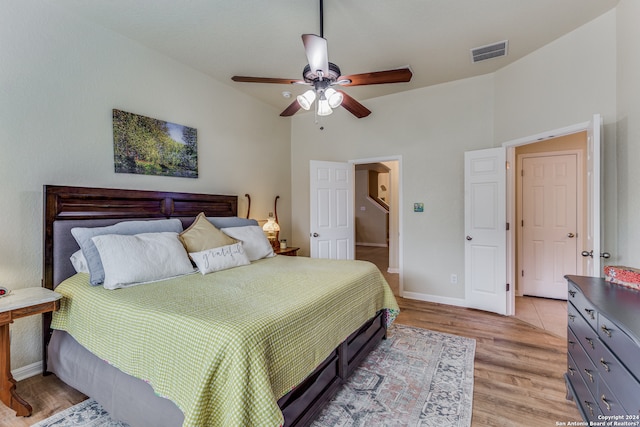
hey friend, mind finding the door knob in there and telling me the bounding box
[311,232,319,237]
[581,250,593,258]
[601,252,611,259]
[466,236,472,241]
[567,233,575,238]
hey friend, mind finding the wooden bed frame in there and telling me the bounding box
[42,185,387,427]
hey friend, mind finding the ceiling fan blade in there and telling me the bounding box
[339,67,413,86]
[232,76,304,85]
[302,34,329,78]
[280,100,302,117]
[338,91,371,118]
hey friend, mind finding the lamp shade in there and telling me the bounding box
[297,90,316,111]
[262,216,280,233]
[317,98,333,116]
[324,88,343,108]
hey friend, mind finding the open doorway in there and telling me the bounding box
[511,132,587,338]
[352,158,401,297]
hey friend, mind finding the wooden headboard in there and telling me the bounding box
[42,185,238,291]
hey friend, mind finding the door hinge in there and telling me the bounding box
[521,270,524,277]
[506,283,510,292]
[521,169,524,177]
[506,222,510,231]
[521,219,524,227]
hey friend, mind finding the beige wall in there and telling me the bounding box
[494,10,618,264]
[0,1,291,372]
[355,170,388,246]
[292,7,617,306]
[616,0,640,267]
[292,75,496,304]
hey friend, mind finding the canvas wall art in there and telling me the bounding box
[112,109,198,178]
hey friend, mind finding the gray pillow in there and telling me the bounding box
[207,217,258,229]
[71,219,183,286]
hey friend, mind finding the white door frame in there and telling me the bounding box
[503,114,601,315]
[351,155,404,297]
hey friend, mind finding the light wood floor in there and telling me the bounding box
[2,250,582,426]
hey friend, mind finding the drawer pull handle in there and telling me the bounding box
[600,358,610,372]
[584,401,595,417]
[568,314,576,322]
[601,395,611,411]
[584,308,595,320]
[569,290,576,297]
[568,339,575,348]
[585,337,594,349]
[583,368,594,383]
[568,366,576,376]
[600,325,612,338]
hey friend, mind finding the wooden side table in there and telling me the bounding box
[275,246,300,256]
[0,287,61,417]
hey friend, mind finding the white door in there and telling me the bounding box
[584,114,603,276]
[521,154,578,299]
[310,160,355,259]
[464,147,508,315]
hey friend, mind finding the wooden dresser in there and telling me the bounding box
[564,275,640,422]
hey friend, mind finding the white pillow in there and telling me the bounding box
[190,242,250,274]
[91,232,194,289]
[221,225,275,261]
[70,250,89,274]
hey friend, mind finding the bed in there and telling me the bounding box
[42,185,399,427]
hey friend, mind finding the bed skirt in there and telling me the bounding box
[48,330,185,427]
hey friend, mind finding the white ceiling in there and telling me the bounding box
[50,0,618,115]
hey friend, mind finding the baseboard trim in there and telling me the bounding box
[401,291,467,308]
[13,361,42,381]
[387,268,399,274]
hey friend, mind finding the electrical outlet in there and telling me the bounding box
[450,274,458,284]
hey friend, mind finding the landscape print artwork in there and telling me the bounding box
[113,109,198,178]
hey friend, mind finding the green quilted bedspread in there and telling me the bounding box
[51,256,399,427]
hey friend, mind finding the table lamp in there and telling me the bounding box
[262,212,280,250]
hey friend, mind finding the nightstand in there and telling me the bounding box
[275,247,300,256]
[0,287,61,417]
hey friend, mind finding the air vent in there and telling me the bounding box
[471,40,508,63]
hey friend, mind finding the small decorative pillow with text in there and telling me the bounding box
[221,225,275,261]
[91,232,194,289]
[179,212,237,253]
[190,242,250,274]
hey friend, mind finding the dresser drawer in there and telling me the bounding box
[568,302,601,361]
[597,375,629,416]
[568,282,598,330]
[567,327,599,397]
[592,338,640,415]
[598,311,640,382]
[567,353,602,422]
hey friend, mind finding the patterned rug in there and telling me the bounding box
[32,325,475,427]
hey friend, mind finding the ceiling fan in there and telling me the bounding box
[231,0,412,119]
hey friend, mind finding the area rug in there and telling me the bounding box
[32,324,475,427]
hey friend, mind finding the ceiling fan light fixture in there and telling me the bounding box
[297,89,316,110]
[324,88,343,108]
[317,97,333,116]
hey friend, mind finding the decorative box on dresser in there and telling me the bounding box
[564,275,640,422]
